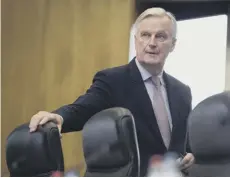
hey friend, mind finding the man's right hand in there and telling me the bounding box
[29,111,63,133]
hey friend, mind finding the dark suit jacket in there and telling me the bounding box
[53,59,192,176]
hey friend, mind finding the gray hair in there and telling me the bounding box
[134,7,177,39]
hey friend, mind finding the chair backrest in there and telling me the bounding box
[82,107,140,177]
[188,91,230,177]
[6,121,64,177]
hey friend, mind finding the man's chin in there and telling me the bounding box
[143,58,161,65]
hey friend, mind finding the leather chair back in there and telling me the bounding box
[188,91,230,177]
[82,107,140,177]
[6,122,64,177]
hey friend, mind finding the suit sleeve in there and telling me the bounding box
[186,86,192,153]
[52,71,113,133]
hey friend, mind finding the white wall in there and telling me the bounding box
[129,15,227,108]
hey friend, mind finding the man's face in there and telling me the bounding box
[135,16,176,70]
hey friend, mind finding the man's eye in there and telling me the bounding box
[141,32,151,37]
[156,34,167,40]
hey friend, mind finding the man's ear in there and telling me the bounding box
[170,38,177,52]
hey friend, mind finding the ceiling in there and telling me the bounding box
[136,0,230,21]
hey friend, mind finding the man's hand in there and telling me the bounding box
[180,153,195,170]
[29,111,63,133]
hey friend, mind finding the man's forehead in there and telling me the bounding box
[137,16,173,33]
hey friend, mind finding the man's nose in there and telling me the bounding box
[148,36,157,48]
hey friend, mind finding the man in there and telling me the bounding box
[29,7,194,176]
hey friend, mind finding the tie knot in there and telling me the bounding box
[152,76,161,87]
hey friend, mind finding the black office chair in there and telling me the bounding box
[6,121,64,177]
[188,91,230,177]
[82,107,140,177]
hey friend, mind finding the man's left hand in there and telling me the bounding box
[180,153,195,170]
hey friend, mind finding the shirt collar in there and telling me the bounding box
[135,58,165,85]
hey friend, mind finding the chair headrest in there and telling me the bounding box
[82,107,140,176]
[188,91,230,162]
[6,121,64,177]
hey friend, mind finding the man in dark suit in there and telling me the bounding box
[29,7,194,176]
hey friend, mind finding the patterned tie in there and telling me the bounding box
[152,76,171,148]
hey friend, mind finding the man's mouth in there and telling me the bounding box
[146,51,159,55]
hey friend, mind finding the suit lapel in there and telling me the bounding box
[128,59,164,144]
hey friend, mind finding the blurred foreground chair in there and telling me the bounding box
[82,107,140,177]
[6,122,64,177]
[188,91,230,177]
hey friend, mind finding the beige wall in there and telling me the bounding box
[1,0,134,175]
